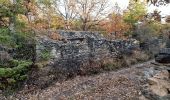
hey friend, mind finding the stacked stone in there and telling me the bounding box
[36,31,140,75]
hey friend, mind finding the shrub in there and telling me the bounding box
[0,27,35,48]
[0,60,32,90]
[40,49,52,61]
[0,28,16,48]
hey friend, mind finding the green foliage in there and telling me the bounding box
[0,0,35,90]
[147,21,163,36]
[0,0,12,17]
[37,0,52,7]
[0,0,35,92]
[15,18,27,31]
[0,0,26,17]
[134,21,164,42]
[0,27,35,48]
[0,60,32,90]
[0,28,16,47]
[123,0,147,33]
[40,49,52,61]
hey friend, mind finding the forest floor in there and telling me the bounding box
[1,60,155,100]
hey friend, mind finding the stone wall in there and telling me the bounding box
[36,31,139,75]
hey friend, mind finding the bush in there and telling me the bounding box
[40,49,52,61]
[0,28,35,48]
[102,58,128,71]
[0,28,16,48]
[0,60,32,90]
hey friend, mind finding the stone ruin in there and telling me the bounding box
[36,31,139,75]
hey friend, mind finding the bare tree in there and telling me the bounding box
[53,0,78,30]
[53,0,109,31]
[76,0,109,31]
[136,0,170,6]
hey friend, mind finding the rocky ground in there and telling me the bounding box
[1,60,170,100]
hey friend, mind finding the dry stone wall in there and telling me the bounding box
[36,31,139,75]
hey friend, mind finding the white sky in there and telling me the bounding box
[148,4,170,16]
[111,0,170,16]
[111,0,129,10]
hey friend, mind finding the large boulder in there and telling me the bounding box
[148,70,170,97]
[155,48,170,63]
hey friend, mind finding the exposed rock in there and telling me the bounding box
[148,70,170,97]
[149,80,169,96]
[139,95,150,100]
[153,70,169,80]
[143,67,156,79]
[155,48,170,63]
[160,94,170,100]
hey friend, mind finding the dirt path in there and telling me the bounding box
[3,60,155,100]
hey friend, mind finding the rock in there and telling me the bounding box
[150,83,168,96]
[139,95,150,100]
[155,48,170,63]
[33,31,140,87]
[165,67,170,73]
[143,67,156,78]
[153,70,169,80]
[36,31,140,73]
[160,94,170,100]
[148,70,170,97]
[148,77,158,85]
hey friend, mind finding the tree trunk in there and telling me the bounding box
[9,0,17,34]
[9,15,16,34]
[82,19,88,31]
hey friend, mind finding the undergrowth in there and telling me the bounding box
[0,60,32,92]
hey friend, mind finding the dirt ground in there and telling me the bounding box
[1,60,155,100]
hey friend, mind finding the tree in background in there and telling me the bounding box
[52,0,77,30]
[0,0,37,33]
[102,3,130,39]
[37,0,54,30]
[0,0,23,33]
[146,0,170,6]
[134,0,170,6]
[123,0,147,36]
[30,0,64,34]
[53,0,109,31]
[75,0,109,31]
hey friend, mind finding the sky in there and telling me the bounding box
[111,0,129,10]
[148,4,170,16]
[111,0,170,16]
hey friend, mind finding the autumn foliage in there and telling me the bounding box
[102,13,131,39]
